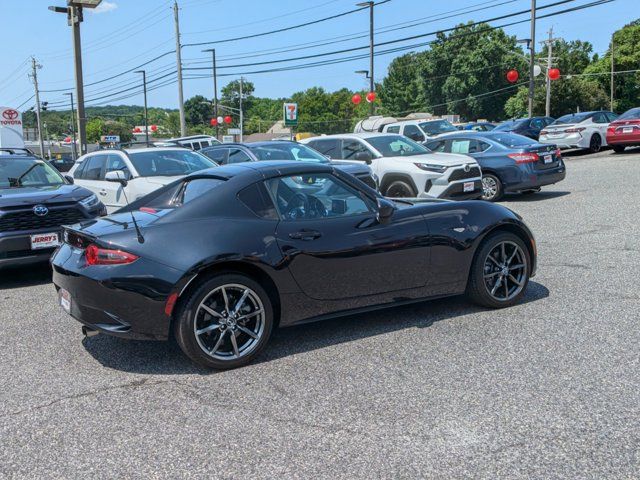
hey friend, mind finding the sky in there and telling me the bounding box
[0,0,634,111]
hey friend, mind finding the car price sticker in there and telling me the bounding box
[59,288,71,314]
[30,232,60,250]
[463,182,475,192]
[622,127,633,134]
[544,154,553,164]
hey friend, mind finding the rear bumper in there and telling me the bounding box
[505,162,566,192]
[0,229,60,269]
[606,135,640,146]
[539,134,589,149]
[51,244,184,341]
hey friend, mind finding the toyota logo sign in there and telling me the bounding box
[2,109,19,120]
[33,205,49,217]
[464,164,471,173]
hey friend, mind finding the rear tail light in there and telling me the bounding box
[555,148,562,158]
[508,152,539,164]
[565,127,586,133]
[540,130,549,136]
[607,126,616,134]
[85,244,139,266]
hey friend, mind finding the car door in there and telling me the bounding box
[592,112,610,143]
[341,139,377,173]
[270,172,430,300]
[102,153,131,210]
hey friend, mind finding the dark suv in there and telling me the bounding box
[494,116,555,140]
[0,150,105,268]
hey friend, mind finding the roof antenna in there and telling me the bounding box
[106,172,145,244]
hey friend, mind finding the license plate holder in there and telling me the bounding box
[463,181,475,192]
[544,154,553,164]
[622,127,633,134]
[30,232,60,250]
[59,288,71,314]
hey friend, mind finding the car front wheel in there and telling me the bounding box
[174,273,274,369]
[384,180,417,198]
[466,232,531,308]
[481,174,503,201]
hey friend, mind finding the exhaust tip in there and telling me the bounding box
[82,325,99,338]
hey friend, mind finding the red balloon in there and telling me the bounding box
[366,91,376,103]
[506,69,519,83]
[210,118,218,126]
[64,136,71,143]
[548,68,561,80]
[351,93,362,105]
[224,116,232,124]
[150,125,158,132]
[133,127,141,133]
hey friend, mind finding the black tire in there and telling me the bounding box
[466,232,531,309]
[174,273,274,369]
[589,134,602,153]
[481,174,503,202]
[612,145,626,153]
[384,180,417,198]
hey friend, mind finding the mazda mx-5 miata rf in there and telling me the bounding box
[52,161,537,369]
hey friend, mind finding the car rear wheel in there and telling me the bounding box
[174,273,274,369]
[481,174,503,201]
[466,232,531,308]
[589,134,602,153]
[384,180,417,198]
[612,145,626,153]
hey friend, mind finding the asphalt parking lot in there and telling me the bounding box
[1,148,639,479]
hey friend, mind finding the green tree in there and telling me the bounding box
[85,118,132,143]
[378,53,422,116]
[184,95,212,127]
[164,111,182,137]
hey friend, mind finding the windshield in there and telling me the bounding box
[494,119,527,131]
[248,143,329,163]
[552,113,593,125]
[364,135,430,157]
[418,120,458,135]
[487,133,536,147]
[618,108,640,120]
[128,149,216,177]
[0,158,65,188]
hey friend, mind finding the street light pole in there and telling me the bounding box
[173,1,187,136]
[203,48,219,139]
[29,57,46,159]
[528,0,536,117]
[64,92,77,160]
[135,70,149,146]
[610,33,615,111]
[239,77,244,142]
[357,1,375,116]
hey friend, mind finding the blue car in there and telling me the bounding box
[0,150,105,268]
[460,122,496,132]
[425,131,566,201]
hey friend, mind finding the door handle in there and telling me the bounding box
[99,190,107,196]
[288,230,322,241]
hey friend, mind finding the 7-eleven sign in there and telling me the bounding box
[283,103,298,126]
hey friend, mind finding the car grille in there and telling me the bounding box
[0,207,86,233]
[356,173,377,190]
[448,166,481,182]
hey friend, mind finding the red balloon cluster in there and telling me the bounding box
[351,93,362,105]
[352,92,376,104]
[224,116,232,124]
[548,68,561,80]
[210,118,218,126]
[133,127,141,133]
[506,69,519,83]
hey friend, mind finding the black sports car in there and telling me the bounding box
[52,161,537,369]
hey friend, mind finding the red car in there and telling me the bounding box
[606,107,640,152]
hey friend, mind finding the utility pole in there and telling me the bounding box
[135,70,149,146]
[528,0,536,117]
[174,1,187,136]
[610,33,615,111]
[542,27,559,118]
[357,1,375,115]
[69,5,88,155]
[203,48,219,139]
[239,77,244,142]
[64,92,77,160]
[30,57,46,159]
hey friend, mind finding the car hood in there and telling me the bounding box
[387,152,476,167]
[330,161,372,176]
[0,184,94,208]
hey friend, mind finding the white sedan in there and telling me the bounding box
[539,111,618,153]
[69,147,217,213]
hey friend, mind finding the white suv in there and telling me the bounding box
[69,147,217,213]
[381,119,459,143]
[301,133,482,199]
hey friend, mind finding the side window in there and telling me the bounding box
[531,119,544,130]
[238,183,278,220]
[403,124,425,142]
[176,178,225,205]
[426,140,446,152]
[227,149,252,164]
[73,159,87,178]
[81,154,107,180]
[309,139,341,159]
[478,141,491,152]
[105,154,130,178]
[451,139,473,154]
[386,125,400,134]
[606,112,618,122]
[202,148,229,164]
[267,174,373,221]
[342,139,371,160]
[592,113,607,124]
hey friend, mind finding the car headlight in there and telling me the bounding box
[79,193,99,209]
[414,163,448,173]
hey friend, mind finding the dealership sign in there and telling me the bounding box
[0,106,24,148]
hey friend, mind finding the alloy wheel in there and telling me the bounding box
[482,176,498,200]
[590,135,602,153]
[194,284,265,360]
[482,241,527,301]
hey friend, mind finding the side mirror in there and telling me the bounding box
[105,170,128,187]
[376,197,395,225]
[354,151,373,165]
[64,175,74,184]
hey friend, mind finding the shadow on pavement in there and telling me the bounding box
[501,191,571,203]
[0,263,52,289]
[82,280,550,375]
